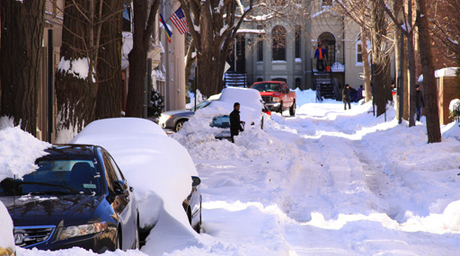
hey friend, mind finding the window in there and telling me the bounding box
[295,26,301,59]
[356,33,370,66]
[295,78,301,88]
[257,36,264,61]
[257,25,264,61]
[322,0,333,7]
[272,26,286,61]
[357,42,363,64]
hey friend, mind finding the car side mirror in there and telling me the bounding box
[192,176,201,187]
[113,180,127,195]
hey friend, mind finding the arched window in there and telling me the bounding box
[272,26,286,61]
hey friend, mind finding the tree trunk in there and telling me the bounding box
[407,0,417,127]
[126,0,159,117]
[185,37,196,93]
[361,26,372,102]
[197,48,226,97]
[96,0,124,119]
[178,0,243,98]
[55,0,98,140]
[416,0,441,143]
[0,0,45,136]
[407,31,417,126]
[370,1,391,116]
[194,1,228,98]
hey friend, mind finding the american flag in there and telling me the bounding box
[170,7,189,34]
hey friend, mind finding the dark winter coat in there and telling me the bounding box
[416,90,425,108]
[342,87,351,103]
[230,109,243,136]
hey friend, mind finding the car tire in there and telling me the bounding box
[196,197,202,233]
[115,229,122,250]
[278,102,283,114]
[134,220,140,249]
[289,101,296,116]
[175,120,186,132]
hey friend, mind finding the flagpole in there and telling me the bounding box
[163,1,171,110]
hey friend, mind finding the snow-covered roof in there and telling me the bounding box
[418,67,459,82]
[435,67,459,78]
[236,28,266,34]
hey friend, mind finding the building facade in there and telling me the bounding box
[238,0,386,91]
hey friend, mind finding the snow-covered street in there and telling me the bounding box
[169,92,460,255]
[7,90,460,255]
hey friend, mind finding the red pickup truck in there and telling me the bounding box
[251,81,296,116]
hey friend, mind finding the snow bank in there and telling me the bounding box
[0,117,51,181]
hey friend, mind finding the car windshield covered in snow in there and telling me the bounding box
[0,158,102,196]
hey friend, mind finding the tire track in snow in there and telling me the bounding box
[270,114,393,222]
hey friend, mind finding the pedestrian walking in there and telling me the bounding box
[230,102,245,143]
[356,85,364,101]
[415,84,425,121]
[342,84,351,110]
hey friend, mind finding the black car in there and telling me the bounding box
[0,145,139,252]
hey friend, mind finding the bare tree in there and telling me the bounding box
[0,0,45,136]
[55,0,125,140]
[335,0,393,116]
[429,0,460,67]
[125,0,160,117]
[380,0,417,126]
[96,0,125,120]
[178,0,284,97]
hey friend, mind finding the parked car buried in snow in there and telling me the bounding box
[158,93,221,132]
[251,81,296,116]
[0,145,139,252]
[178,87,269,140]
[69,117,202,244]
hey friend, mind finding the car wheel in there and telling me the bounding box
[175,120,186,132]
[195,197,202,233]
[278,102,283,114]
[134,221,140,249]
[289,101,296,116]
[115,229,122,250]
